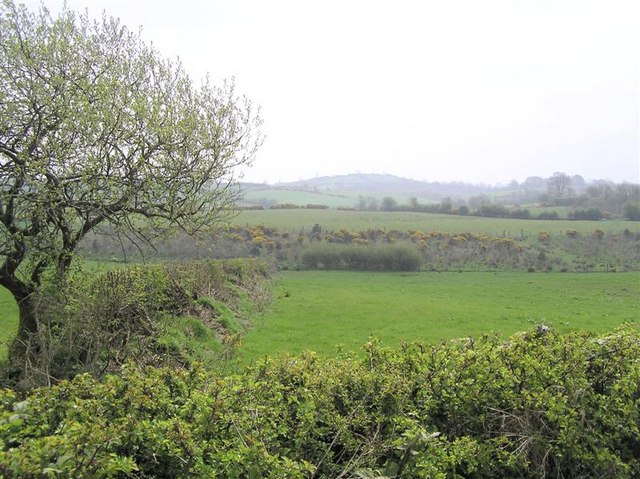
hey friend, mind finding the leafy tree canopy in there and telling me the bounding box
[0,0,262,354]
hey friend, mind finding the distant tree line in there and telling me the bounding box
[242,174,639,219]
[358,174,640,221]
[365,195,562,220]
[540,173,640,215]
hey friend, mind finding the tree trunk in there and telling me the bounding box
[2,280,39,362]
[14,294,39,345]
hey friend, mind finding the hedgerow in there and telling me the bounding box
[3,259,271,388]
[1,328,638,477]
[82,224,640,273]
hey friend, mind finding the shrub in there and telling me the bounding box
[536,211,560,220]
[570,208,604,220]
[538,231,551,244]
[300,243,422,271]
[476,204,510,218]
[270,203,301,209]
[0,328,638,477]
[510,208,531,219]
[623,201,640,221]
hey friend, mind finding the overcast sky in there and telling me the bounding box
[22,0,640,185]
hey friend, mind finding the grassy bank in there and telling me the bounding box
[0,259,272,373]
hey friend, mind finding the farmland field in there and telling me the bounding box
[239,187,355,208]
[3,269,639,364]
[235,209,640,236]
[236,270,640,364]
[239,187,432,209]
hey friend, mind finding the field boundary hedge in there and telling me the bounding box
[1,328,638,477]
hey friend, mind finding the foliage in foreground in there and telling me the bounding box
[1,328,638,478]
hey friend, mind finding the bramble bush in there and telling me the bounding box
[1,328,638,477]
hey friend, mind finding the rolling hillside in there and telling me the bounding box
[238,173,536,208]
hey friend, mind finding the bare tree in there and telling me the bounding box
[546,172,573,204]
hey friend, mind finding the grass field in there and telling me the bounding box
[3,269,639,364]
[0,287,18,358]
[235,209,639,236]
[240,188,355,208]
[236,271,640,364]
[239,187,434,209]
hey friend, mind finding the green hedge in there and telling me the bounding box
[300,243,422,271]
[1,328,638,477]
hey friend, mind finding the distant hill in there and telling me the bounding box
[284,173,429,194]
[238,173,523,208]
[237,173,639,218]
[278,173,531,198]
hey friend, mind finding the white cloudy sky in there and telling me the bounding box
[22,0,640,185]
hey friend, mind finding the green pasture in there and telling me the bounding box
[240,187,434,209]
[235,209,639,236]
[3,268,640,365]
[0,287,18,358]
[526,205,571,217]
[240,188,354,208]
[237,271,640,363]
